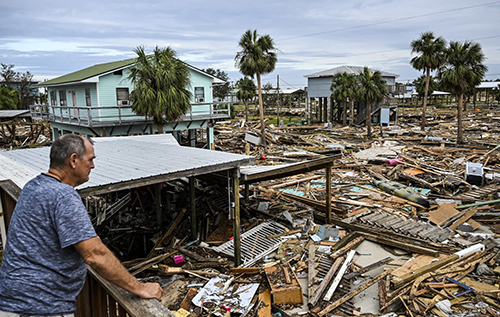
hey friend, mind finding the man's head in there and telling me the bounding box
[49,134,95,187]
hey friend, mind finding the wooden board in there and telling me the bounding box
[257,288,272,317]
[391,254,450,278]
[428,203,458,226]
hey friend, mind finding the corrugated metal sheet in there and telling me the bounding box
[0,110,31,118]
[0,135,254,192]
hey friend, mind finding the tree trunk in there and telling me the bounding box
[245,101,249,122]
[342,100,347,126]
[157,123,164,134]
[457,93,464,144]
[421,68,430,130]
[366,98,371,138]
[256,73,266,146]
[350,101,354,126]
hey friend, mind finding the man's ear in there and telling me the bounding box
[69,153,79,169]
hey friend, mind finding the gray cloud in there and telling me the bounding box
[1,0,499,88]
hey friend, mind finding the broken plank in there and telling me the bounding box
[324,250,356,301]
[448,208,479,231]
[393,254,459,288]
[308,256,344,308]
[318,270,392,317]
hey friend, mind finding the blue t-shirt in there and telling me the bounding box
[0,174,97,315]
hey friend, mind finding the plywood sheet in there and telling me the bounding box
[429,203,458,226]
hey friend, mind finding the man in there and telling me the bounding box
[0,134,162,316]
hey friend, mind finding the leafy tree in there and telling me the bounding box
[356,67,386,138]
[128,46,192,134]
[414,74,438,108]
[235,29,278,146]
[203,68,231,101]
[438,41,487,144]
[18,71,37,109]
[0,63,17,87]
[262,82,274,108]
[0,87,19,110]
[236,77,257,122]
[410,32,446,130]
[331,72,357,126]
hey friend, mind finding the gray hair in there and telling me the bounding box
[50,134,93,169]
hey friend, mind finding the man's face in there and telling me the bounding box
[74,140,95,186]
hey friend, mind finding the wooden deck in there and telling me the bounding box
[30,103,230,127]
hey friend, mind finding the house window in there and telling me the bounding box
[116,88,129,106]
[50,91,57,106]
[85,88,91,107]
[194,87,204,103]
[59,90,66,106]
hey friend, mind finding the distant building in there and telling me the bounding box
[303,65,399,125]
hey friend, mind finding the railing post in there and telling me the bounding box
[118,107,122,124]
[87,107,92,127]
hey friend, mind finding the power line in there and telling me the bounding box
[277,1,500,41]
[285,34,500,63]
[185,2,500,57]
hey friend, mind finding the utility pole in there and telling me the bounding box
[277,75,280,126]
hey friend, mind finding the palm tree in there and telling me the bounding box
[414,74,437,104]
[235,30,278,146]
[331,72,357,126]
[438,41,487,144]
[236,77,257,122]
[128,46,192,134]
[356,67,386,138]
[410,32,446,130]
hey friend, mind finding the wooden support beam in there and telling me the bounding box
[232,169,242,267]
[326,166,332,224]
[189,177,196,241]
[362,233,439,257]
[154,183,162,226]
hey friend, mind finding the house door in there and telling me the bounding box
[72,91,77,118]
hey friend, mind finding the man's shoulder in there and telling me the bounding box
[23,174,77,200]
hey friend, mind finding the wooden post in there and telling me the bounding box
[188,129,196,147]
[326,166,332,224]
[232,169,241,267]
[154,184,162,226]
[189,177,197,241]
[244,183,250,201]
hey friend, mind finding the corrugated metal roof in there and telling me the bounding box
[477,82,500,89]
[37,58,136,86]
[0,134,254,194]
[0,110,31,118]
[37,57,226,87]
[305,65,399,78]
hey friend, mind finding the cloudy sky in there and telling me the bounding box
[1,0,499,90]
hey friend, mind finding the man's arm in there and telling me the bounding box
[74,236,162,300]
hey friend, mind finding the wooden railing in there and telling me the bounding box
[0,180,173,317]
[29,102,231,127]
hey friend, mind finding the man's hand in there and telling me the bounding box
[138,282,163,301]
